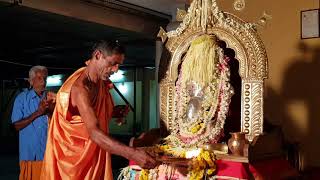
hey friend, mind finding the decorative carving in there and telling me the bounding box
[176,8,187,21]
[159,77,175,131]
[250,82,264,138]
[233,0,246,11]
[157,27,168,43]
[241,81,264,141]
[256,11,272,28]
[118,0,271,179]
[159,0,268,143]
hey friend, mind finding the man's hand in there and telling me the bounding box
[46,91,56,114]
[47,91,56,103]
[131,148,159,169]
[37,99,49,116]
[13,95,51,131]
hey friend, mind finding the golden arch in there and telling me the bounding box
[158,3,268,142]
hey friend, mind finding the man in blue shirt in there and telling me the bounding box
[11,65,55,180]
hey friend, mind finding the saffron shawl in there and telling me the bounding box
[41,67,114,180]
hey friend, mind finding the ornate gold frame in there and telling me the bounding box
[158,0,268,142]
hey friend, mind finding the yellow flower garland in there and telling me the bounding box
[189,149,216,180]
[190,122,204,134]
[139,169,149,180]
[137,145,216,180]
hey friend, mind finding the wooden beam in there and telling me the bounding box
[20,0,168,37]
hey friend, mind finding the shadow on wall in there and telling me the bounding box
[265,42,320,170]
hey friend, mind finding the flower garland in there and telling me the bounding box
[175,35,221,138]
[139,169,149,180]
[169,34,234,148]
[188,149,216,180]
[119,144,217,180]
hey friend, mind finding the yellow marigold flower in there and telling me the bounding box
[139,169,149,180]
[207,168,215,175]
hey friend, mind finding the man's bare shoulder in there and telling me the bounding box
[71,75,90,96]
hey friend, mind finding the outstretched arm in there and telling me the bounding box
[72,85,157,169]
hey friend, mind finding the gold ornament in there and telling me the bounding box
[256,11,272,28]
[233,0,246,11]
[176,8,187,22]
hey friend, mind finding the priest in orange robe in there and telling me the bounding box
[41,40,157,180]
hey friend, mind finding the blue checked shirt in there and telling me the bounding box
[11,89,48,161]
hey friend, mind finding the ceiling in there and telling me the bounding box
[0,0,178,79]
[121,0,188,16]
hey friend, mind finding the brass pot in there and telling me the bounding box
[227,132,248,156]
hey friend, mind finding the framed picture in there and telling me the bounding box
[301,9,320,39]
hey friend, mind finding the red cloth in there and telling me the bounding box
[216,160,250,179]
[249,158,299,179]
[129,158,298,179]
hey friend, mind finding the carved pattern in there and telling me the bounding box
[158,0,268,142]
[159,77,175,131]
[233,0,246,11]
[241,81,264,141]
[164,15,268,80]
[250,82,264,138]
[242,83,251,135]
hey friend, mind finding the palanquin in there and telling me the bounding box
[119,0,298,179]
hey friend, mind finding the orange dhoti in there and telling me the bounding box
[41,68,114,180]
[19,161,43,180]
